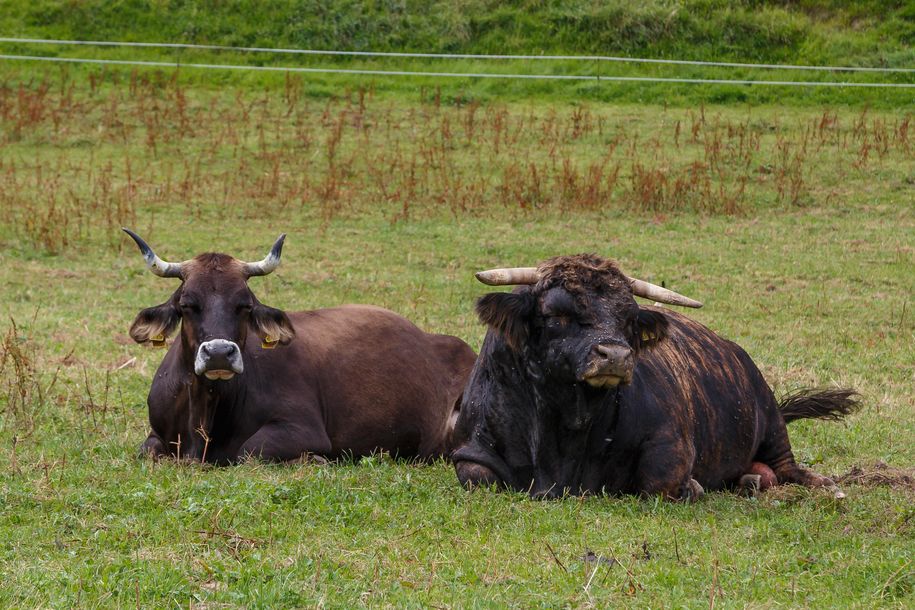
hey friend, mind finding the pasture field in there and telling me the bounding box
[0,71,913,607]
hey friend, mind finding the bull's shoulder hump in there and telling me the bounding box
[646,306,744,353]
[643,305,713,335]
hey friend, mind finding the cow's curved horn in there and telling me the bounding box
[628,278,703,308]
[242,234,286,277]
[122,228,184,278]
[474,264,702,308]
[474,267,539,285]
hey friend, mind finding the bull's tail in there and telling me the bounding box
[778,388,860,424]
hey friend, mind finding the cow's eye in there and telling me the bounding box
[180,303,201,314]
[236,304,253,314]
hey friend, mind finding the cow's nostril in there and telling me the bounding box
[226,343,237,354]
[594,344,631,365]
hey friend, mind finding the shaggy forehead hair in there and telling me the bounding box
[534,254,631,297]
[182,253,245,278]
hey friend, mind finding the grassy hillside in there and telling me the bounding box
[1,1,913,105]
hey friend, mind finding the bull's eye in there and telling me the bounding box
[625,320,639,342]
[546,315,570,329]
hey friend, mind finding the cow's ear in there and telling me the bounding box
[129,300,180,344]
[251,304,295,347]
[476,289,534,351]
[634,308,668,349]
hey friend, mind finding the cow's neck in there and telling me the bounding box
[177,341,243,460]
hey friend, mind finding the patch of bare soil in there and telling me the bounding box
[834,461,915,493]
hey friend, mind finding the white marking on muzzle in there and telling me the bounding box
[194,339,244,376]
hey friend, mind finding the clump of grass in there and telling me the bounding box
[0,318,58,436]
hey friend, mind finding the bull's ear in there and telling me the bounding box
[251,304,295,347]
[129,301,180,344]
[634,308,668,349]
[476,289,534,351]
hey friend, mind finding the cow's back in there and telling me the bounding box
[283,305,476,459]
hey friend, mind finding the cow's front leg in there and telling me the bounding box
[138,432,168,459]
[633,438,700,501]
[236,422,332,463]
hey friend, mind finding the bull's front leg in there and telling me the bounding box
[455,461,503,490]
[632,436,702,502]
[235,422,332,463]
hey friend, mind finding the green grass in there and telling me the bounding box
[0,1,914,106]
[1,71,913,605]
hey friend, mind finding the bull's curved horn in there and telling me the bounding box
[122,228,184,278]
[474,267,539,285]
[242,234,286,277]
[474,264,703,308]
[628,278,703,308]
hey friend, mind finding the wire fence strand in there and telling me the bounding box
[1,36,913,74]
[2,53,914,88]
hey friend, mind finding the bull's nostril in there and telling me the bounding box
[594,344,632,366]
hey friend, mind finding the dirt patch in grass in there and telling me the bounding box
[754,462,915,505]
[835,462,915,493]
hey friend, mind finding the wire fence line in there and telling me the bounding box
[2,53,914,88]
[1,36,913,74]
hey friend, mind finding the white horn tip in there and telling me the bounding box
[475,271,497,285]
[672,296,703,308]
[474,267,540,286]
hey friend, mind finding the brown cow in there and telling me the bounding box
[451,254,858,500]
[123,229,476,463]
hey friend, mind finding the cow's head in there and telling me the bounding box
[474,254,702,389]
[124,229,295,381]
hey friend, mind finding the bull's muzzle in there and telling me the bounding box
[194,339,244,380]
[581,343,634,388]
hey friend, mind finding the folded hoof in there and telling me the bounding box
[685,478,704,501]
[748,462,778,490]
[827,484,846,500]
[739,473,761,496]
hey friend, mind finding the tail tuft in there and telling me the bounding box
[779,388,861,424]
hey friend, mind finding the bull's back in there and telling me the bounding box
[286,305,475,457]
[630,308,776,488]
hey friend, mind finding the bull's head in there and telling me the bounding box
[124,229,295,381]
[474,254,701,389]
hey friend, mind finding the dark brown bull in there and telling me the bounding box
[124,229,476,463]
[451,254,858,500]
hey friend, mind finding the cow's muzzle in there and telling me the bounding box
[581,343,633,388]
[195,339,244,380]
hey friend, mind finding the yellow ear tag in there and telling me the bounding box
[151,334,167,348]
[641,330,650,342]
[261,335,277,350]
